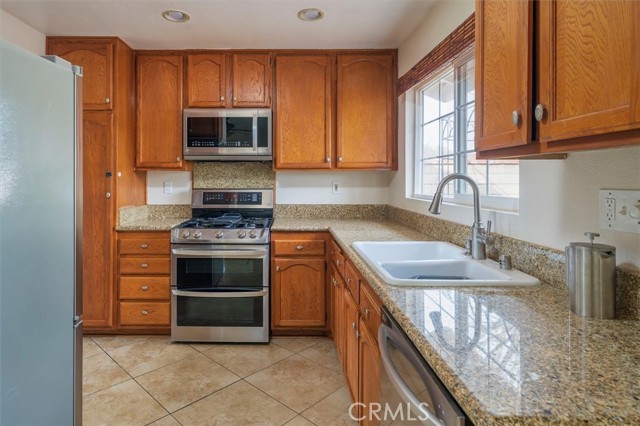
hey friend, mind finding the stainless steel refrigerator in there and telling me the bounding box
[0,40,83,425]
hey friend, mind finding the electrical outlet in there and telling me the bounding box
[332,182,341,194]
[599,189,640,234]
[163,181,173,194]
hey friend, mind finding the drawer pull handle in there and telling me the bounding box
[141,310,149,315]
[141,263,148,268]
[364,308,370,317]
[295,245,304,250]
[141,285,149,291]
[140,243,148,249]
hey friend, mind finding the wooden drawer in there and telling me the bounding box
[273,239,326,257]
[120,276,170,300]
[360,282,382,335]
[344,261,360,303]
[119,302,170,326]
[120,257,170,275]
[119,238,169,255]
[330,239,346,277]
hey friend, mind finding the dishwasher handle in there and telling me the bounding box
[378,324,446,426]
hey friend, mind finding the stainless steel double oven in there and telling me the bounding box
[170,189,273,343]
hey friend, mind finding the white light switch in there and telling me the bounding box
[599,189,640,234]
[163,181,173,194]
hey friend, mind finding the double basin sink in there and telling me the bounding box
[351,241,539,287]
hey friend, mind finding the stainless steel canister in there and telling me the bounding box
[566,232,616,319]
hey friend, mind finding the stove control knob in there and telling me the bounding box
[181,231,191,239]
[237,231,247,239]
[249,230,258,239]
[215,232,224,239]
[193,231,202,239]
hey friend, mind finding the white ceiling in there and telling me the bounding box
[0,0,438,50]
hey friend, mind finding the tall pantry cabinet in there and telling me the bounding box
[47,37,146,332]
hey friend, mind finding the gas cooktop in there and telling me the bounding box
[171,189,274,244]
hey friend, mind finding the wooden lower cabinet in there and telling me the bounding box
[358,316,381,426]
[343,287,360,401]
[116,231,171,332]
[271,232,328,334]
[272,258,326,328]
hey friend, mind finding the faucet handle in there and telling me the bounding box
[486,220,492,235]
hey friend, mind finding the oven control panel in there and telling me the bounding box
[192,189,274,209]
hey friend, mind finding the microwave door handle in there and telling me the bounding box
[172,289,268,298]
[171,248,268,258]
[253,112,258,152]
[378,325,446,426]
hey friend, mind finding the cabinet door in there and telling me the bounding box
[343,289,360,402]
[538,1,640,142]
[82,111,114,329]
[272,258,326,328]
[187,53,227,107]
[336,54,395,169]
[358,317,381,426]
[275,55,333,169]
[331,266,345,365]
[475,0,533,151]
[232,53,272,107]
[135,54,184,169]
[47,39,113,110]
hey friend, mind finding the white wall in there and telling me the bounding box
[391,0,640,269]
[276,171,390,204]
[0,9,45,54]
[146,171,192,205]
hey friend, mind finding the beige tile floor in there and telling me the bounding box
[83,336,357,426]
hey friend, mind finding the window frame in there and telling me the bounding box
[411,49,519,212]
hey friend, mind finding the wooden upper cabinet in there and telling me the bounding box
[275,55,333,169]
[186,53,227,107]
[135,54,184,169]
[475,0,533,152]
[336,54,396,169]
[47,38,114,110]
[232,53,272,107]
[537,0,640,143]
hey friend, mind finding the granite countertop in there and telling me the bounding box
[115,217,187,232]
[273,218,640,426]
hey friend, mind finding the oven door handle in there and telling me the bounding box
[172,289,268,298]
[171,248,268,258]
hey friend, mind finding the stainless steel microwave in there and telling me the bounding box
[183,109,272,161]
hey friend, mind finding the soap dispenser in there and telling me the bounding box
[566,232,616,319]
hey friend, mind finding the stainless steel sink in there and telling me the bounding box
[352,241,540,287]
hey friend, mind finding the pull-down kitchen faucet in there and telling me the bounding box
[428,173,493,260]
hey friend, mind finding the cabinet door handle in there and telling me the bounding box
[105,192,111,199]
[338,156,343,162]
[295,245,304,250]
[141,310,148,315]
[352,322,357,330]
[534,104,545,122]
[332,278,337,286]
[347,277,351,284]
[364,308,370,317]
[276,265,280,272]
[336,259,341,266]
[176,156,181,162]
[233,96,237,102]
[220,96,225,101]
[326,157,331,163]
[511,110,520,126]
[140,243,148,249]
[140,263,148,269]
[141,285,149,291]
[105,97,110,104]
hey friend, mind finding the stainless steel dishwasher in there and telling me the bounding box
[378,307,471,426]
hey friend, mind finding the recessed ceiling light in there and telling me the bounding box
[297,8,325,22]
[162,10,190,23]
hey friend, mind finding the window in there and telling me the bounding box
[414,50,519,208]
